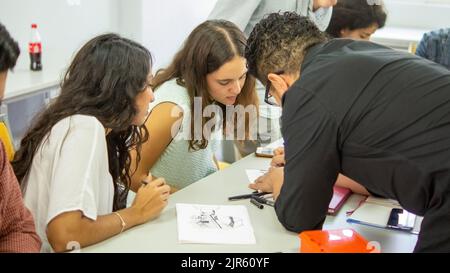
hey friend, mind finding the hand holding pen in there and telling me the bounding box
[131,174,170,224]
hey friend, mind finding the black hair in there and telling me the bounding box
[326,0,387,38]
[12,34,152,211]
[245,12,327,85]
[0,22,20,72]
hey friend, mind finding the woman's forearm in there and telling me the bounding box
[47,208,142,252]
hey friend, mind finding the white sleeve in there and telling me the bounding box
[46,116,110,225]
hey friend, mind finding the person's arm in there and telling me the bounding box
[250,166,284,198]
[47,178,170,252]
[335,174,370,196]
[0,144,41,252]
[312,0,337,11]
[269,146,369,195]
[207,0,261,32]
[299,0,335,31]
[130,102,183,192]
[276,91,340,233]
[38,116,171,252]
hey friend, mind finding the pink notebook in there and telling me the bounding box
[328,186,352,215]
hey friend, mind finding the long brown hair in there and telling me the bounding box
[12,34,152,211]
[153,20,258,150]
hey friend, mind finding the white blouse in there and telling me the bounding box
[23,115,114,252]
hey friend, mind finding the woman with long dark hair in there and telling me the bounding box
[130,20,259,193]
[12,34,170,252]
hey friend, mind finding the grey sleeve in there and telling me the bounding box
[207,0,261,32]
[275,90,340,233]
[296,0,333,31]
[310,6,333,31]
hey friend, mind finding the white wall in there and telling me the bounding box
[384,0,450,29]
[0,0,120,70]
[2,0,449,72]
[141,0,218,70]
[118,0,143,42]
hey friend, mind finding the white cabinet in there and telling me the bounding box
[3,68,61,147]
[4,86,59,147]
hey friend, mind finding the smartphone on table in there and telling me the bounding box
[255,147,274,158]
[387,208,416,231]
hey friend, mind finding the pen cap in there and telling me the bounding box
[299,229,378,253]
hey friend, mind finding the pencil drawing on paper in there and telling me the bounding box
[191,206,243,230]
[176,203,256,244]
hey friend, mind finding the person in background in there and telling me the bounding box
[12,34,170,252]
[326,0,387,40]
[209,0,337,34]
[208,0,338,158]
[246,12,450,252]
[130,20,258,193]
[416,28,450,70]
[0,22,41,253]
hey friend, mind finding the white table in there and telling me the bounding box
[82,151,418,253]
[4,67,62,103]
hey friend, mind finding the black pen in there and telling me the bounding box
[228,191,267,201]
[250,198,264,209]
[252,196,275,207]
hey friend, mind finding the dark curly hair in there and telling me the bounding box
[0,22,20,72]
[12,34,151,211]
[245,12,327,85]
[326,0,387,38]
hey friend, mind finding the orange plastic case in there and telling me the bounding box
[299,229,378,253]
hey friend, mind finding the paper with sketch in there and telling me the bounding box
[176,203,256,245]
[246,169,267,184]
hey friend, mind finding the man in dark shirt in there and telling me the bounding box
[245,12,450,252]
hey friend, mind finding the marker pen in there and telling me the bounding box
[250,198,264,209]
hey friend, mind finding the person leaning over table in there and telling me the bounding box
[208,0,338,157]
[245,12,450,253]
[129,20,258,193]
